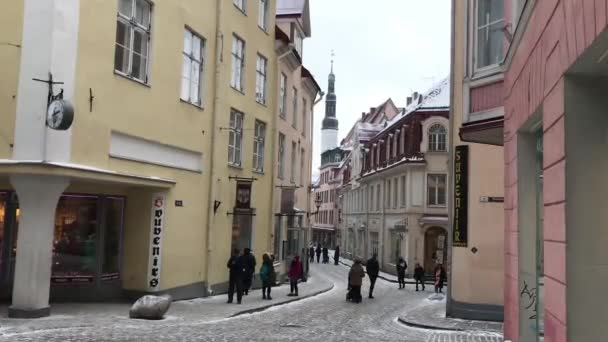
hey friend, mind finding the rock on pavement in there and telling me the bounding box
[129,295,172,320]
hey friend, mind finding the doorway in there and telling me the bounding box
[424,226,447,273]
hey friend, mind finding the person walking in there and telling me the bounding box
[348,259,365,303]
[226,248,244,304]
[240,248,256,296]
[333,245,340,266]
[366,253,380,299]
[309,245,315,263]
[414,262,425,292]
[322,247,329,264]
[434,264,446,293]
[288,255,303,296]
[396,257,407,289]
[315,244,322,263]
[260,253,275,300]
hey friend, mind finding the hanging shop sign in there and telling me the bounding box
[453,145,469,247]
[236,182,252,209]
[147,193,166,291]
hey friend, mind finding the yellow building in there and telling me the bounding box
[271,0,322,277]
[0,0,285,318]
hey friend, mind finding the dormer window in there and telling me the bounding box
[291,24,303,57]
[428,124,447,152]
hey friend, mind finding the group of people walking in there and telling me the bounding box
[227,248,305,304]
[309,244,341,265]
[346,253,447,303]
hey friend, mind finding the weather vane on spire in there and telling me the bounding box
[330,50,335,73]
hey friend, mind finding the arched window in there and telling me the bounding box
[428,124,447,152]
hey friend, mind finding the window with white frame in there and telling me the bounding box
[393,178,398,209]
[302,98,307,136]
[475,0,505,69]
[401,175,406,207]
[253,120,265,172]
[290,141,297,183]
[258,0,268,30]
[292,26,303,57]
[370,185,374,211]
[427,174,447,206]
[292,87,298,128]
[376,185,381,211]
[429,124,447,152]
[279,73,287,118]
[278,133,285,179]
[231,35,245,91]
[233,0,246,12]
[386,179,391,208]
[181,29,204,105]
[115,0,151,83]
[228,110,244,166]
[255,54,267,104]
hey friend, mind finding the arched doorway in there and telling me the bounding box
[424,226,447,274]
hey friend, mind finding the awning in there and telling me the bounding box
[459,117,504,146]
[419,215,449,226]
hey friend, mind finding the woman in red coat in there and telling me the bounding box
[288,255,303,296]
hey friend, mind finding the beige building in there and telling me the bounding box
[0,0,299,318]
[271,0,322,276]
[447,0,505,321]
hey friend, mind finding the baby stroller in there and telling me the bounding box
[323,254,330,264]
[345,279,361,303]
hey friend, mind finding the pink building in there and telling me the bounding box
[453,0,608,341]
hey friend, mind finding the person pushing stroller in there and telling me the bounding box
[346,259,365,303]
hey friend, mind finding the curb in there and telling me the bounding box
[229,283,335,317]
[397,316,465,332]
[338,261,436,285]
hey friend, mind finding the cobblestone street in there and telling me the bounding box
[0,263,503,342]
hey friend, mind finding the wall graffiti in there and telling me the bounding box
[520,280,538,320]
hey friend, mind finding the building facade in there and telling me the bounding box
[272,0,321,277]
[341,81,450,277]
[447,0,506,322]
[0,0,322,318]
[451,0,608,341]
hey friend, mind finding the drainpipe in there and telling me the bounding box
[446,0,457,317]
[203,0,224,296]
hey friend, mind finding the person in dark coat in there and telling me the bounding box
[240,248,256,296]
[333,246,340,266]
[322,247,329,264]
[288,255,303,296]
[260,253,275,300]
[315,244,322,263]
[366,253,380,299]
[309,246,315,263]
[434,264,446,293]
[226,248,243,304]
[396,257,407,289]
[414,262,425,291]
[348,259,365,303]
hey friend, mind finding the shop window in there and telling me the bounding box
[102,197,124,279]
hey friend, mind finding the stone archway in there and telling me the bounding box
[423,226,447,274]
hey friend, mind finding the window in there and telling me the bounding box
[429,124,447,152]
[376,185,381,211]
[115,0,151,83]
[292,87,298,128]
[370,185,374,211]
[428,174,447,206]
[401,175,407,207]
[391,230,402,264]
[278,133,285,179]
[279,73,287,118]
[370,232,379,257]
[302,98,307,136]
[290,141,297,183]
[258,0,268,30]
[181,29,204,105]
[231,36,245,91]
[300,148,305,186]
[475,0,505,69]
[253,120,265,172]
[393,178,398,209]
[255,54,268,104]
[233,0,246,12]
[386,179,391,208]
[293,26,303,57]
[228,110,244,166]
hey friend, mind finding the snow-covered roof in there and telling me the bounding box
[377,77,450,135]
[276,0,311,37]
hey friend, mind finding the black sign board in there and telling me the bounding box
[453,145,469,247]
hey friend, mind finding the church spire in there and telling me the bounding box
[321,51,338,152]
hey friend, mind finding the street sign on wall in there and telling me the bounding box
[453,145,469,247]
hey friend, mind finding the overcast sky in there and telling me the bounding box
[305,0,451,177]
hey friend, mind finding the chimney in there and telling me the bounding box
[370,107,376,113]
[362,112,366,120]
[413,92,419,100]
[406,97,412,106]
